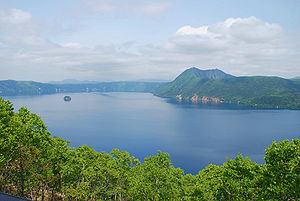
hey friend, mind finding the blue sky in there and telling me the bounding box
[0,0,299,81]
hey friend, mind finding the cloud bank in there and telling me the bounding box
[0,4,299,82]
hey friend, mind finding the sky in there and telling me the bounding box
[0,0,300,82]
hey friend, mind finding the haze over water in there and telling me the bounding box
[7,92,300,174]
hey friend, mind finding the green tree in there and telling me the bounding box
[0,98,15,193]
[180,173,202,200]
[0,100,54,199]
[262,139,299,200]
[197,164,223,200]
[109,149,140,200]
[221,154,263,200]
[63,145,99,200]
[129,151,183,200]
[47,136,71,200]
[15,107,53,199]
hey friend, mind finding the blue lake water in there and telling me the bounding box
[5,92,300,174]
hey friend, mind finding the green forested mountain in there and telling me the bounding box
[0,98,299,200]
[178,67,235,80]
[154,67,300,109]
[0,80,164,96]
[291,78,300,85]
[0,80,57,96]
[2,68,300,109]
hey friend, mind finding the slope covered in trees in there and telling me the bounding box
[2,68,300,110]
[0,97,299,200]
[154,67,300,109]
[291,78,300,85]
[0,80,57,96]
[0,80,164,96]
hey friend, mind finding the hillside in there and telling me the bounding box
[154,68,234,98]
[0,80,57,96]
[0,80,164,96]
[291,78,300,85]
[2,70,300,109]
[154,67,300,109]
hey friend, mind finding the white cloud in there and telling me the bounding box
[150,16,299,78]
[0,7,299,82]
[130,1,171,16]
[0,6,37,34]
[174,16,282,44]
[221,16,282,43]
[176,25,210,35]
[0,8,31,25]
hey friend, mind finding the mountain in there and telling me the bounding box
[0,80,57,96]
[153,68,234,98]
[183,67,235,79]
[2,68,300,109]
[154,67,300,109]
[0,80,164,96]
[55,81,164,93]
[291,78,300,85]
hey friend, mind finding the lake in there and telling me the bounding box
[5,92,300,174]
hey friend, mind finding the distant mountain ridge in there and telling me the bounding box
[154,67,300,109]
[1,67,300,109]
[49,79,99,84]
[0,80,164,96]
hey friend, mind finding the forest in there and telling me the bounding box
[0,97,299,200]
[0,80,163,96]
[154,68,300,109]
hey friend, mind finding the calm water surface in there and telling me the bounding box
[6,92,300,174]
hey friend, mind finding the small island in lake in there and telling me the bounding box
[64,96,71,101]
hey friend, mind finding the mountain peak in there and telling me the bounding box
[184,67,234,79]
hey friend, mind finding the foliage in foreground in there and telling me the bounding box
[0,97,299,200]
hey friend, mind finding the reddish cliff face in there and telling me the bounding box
[176,94,183,102]
[176,94,225,104]
[201,96,210,104]
[211,97,224,104]
[191,94,199,103]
